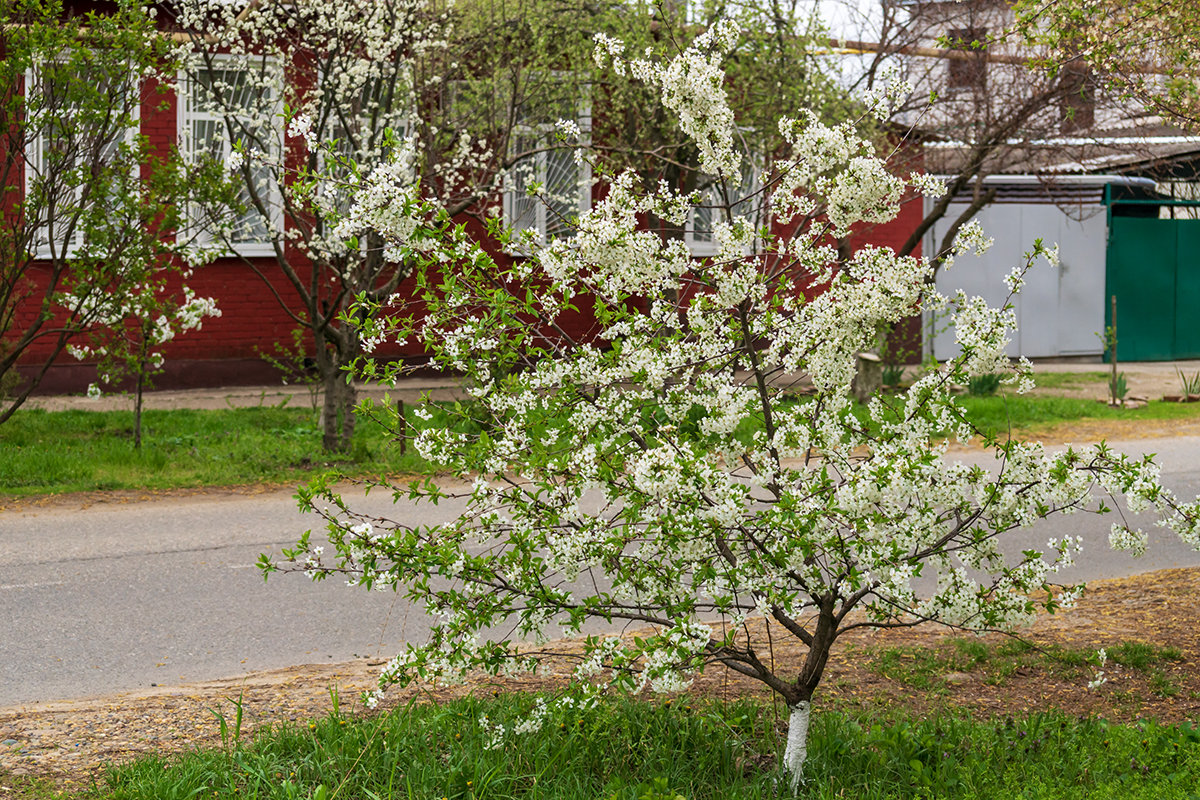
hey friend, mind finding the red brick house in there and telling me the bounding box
[8,7,926,396]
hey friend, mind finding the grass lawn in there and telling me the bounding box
[34,694,1200,800]
[0,406,425,497]
[865,637,1183,693]
[5,392,1200,498]
[1024,371,1111,390]
[954,393,1200,439]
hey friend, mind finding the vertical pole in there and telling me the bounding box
[1110,294,1118,405]
[134,370,144,450]
[397,398,407,454]
[1111,295,1118,363]
[135,329,146,450]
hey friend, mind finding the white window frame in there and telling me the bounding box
[24,60,140,260]
[503,93,592,248]
[686,161,762,256]
[178,53,283,257]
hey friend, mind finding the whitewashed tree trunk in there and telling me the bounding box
[783,700,811,794]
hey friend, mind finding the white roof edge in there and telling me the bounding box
[930,174,1157,188]
[927,136,1200,148]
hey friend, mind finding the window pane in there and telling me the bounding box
[29,59,135,258]
[193,119,222,158]
[199,67,255,113]
[507,133,541,235]
[544,145,579,239]
[232,162,273,244]
[187,61,279,249]
[691,202,716,244]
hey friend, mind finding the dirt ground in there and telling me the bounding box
[1008,360,1200,404]
[19,360,1200,414]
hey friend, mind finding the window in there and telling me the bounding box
[686,159,761,256]
[504,91,591,246]
[946,28,988,91]
[1060,65,1096,133]
[179,56,281,255]
[24,59,139,259]
[318,70,412,217]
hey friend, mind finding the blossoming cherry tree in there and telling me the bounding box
[269,22,1200,790]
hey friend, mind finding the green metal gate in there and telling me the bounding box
[1106,209,1200,361]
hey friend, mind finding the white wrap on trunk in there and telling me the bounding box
[783,700,811,793]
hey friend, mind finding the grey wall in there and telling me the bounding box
[926,200,1108,360]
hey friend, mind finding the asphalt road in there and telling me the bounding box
[2,435,1199,709]
[955,435,1200,583]
[0,486,476,709]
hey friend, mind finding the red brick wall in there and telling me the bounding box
[162,259,306,361]
[15,196,929,392]
[851,191,927,364]
[853,191,925,259]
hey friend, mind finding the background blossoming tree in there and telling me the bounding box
[174,0,617,451]
[171,0,846,452]
[0,0,206,423]
[268,22,1200,791]
[1014,0,1200,128]
[67,280,220,448]
[173,0,450,451]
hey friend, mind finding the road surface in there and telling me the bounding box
[2,435,1199,708]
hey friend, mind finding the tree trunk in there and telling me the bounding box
[134,370,144,450]
[319,347,360,454]
[782,700,812,794]
[320,368,355,452]
[315,318,362,453]
[341,377,357,449]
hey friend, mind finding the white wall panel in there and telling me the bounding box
[928,199,1107,361]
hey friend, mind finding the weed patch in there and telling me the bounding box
[101,695,779,800]
[865,637,1183,691]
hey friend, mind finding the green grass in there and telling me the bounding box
[100,694,780,800]
[0,406,428,497]
[806,709,1200,799]
[79,694,1200,800]
[1027,371,1110,390]
[1107,641,1185,670]
[854,392,1200,442]
[5,390,1200,498]
[950,395,1200,439]
[966,372,1003,396]
[0,774,66,800]
[866,638,1183,691]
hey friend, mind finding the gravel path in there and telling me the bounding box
[19,360,1200,414]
